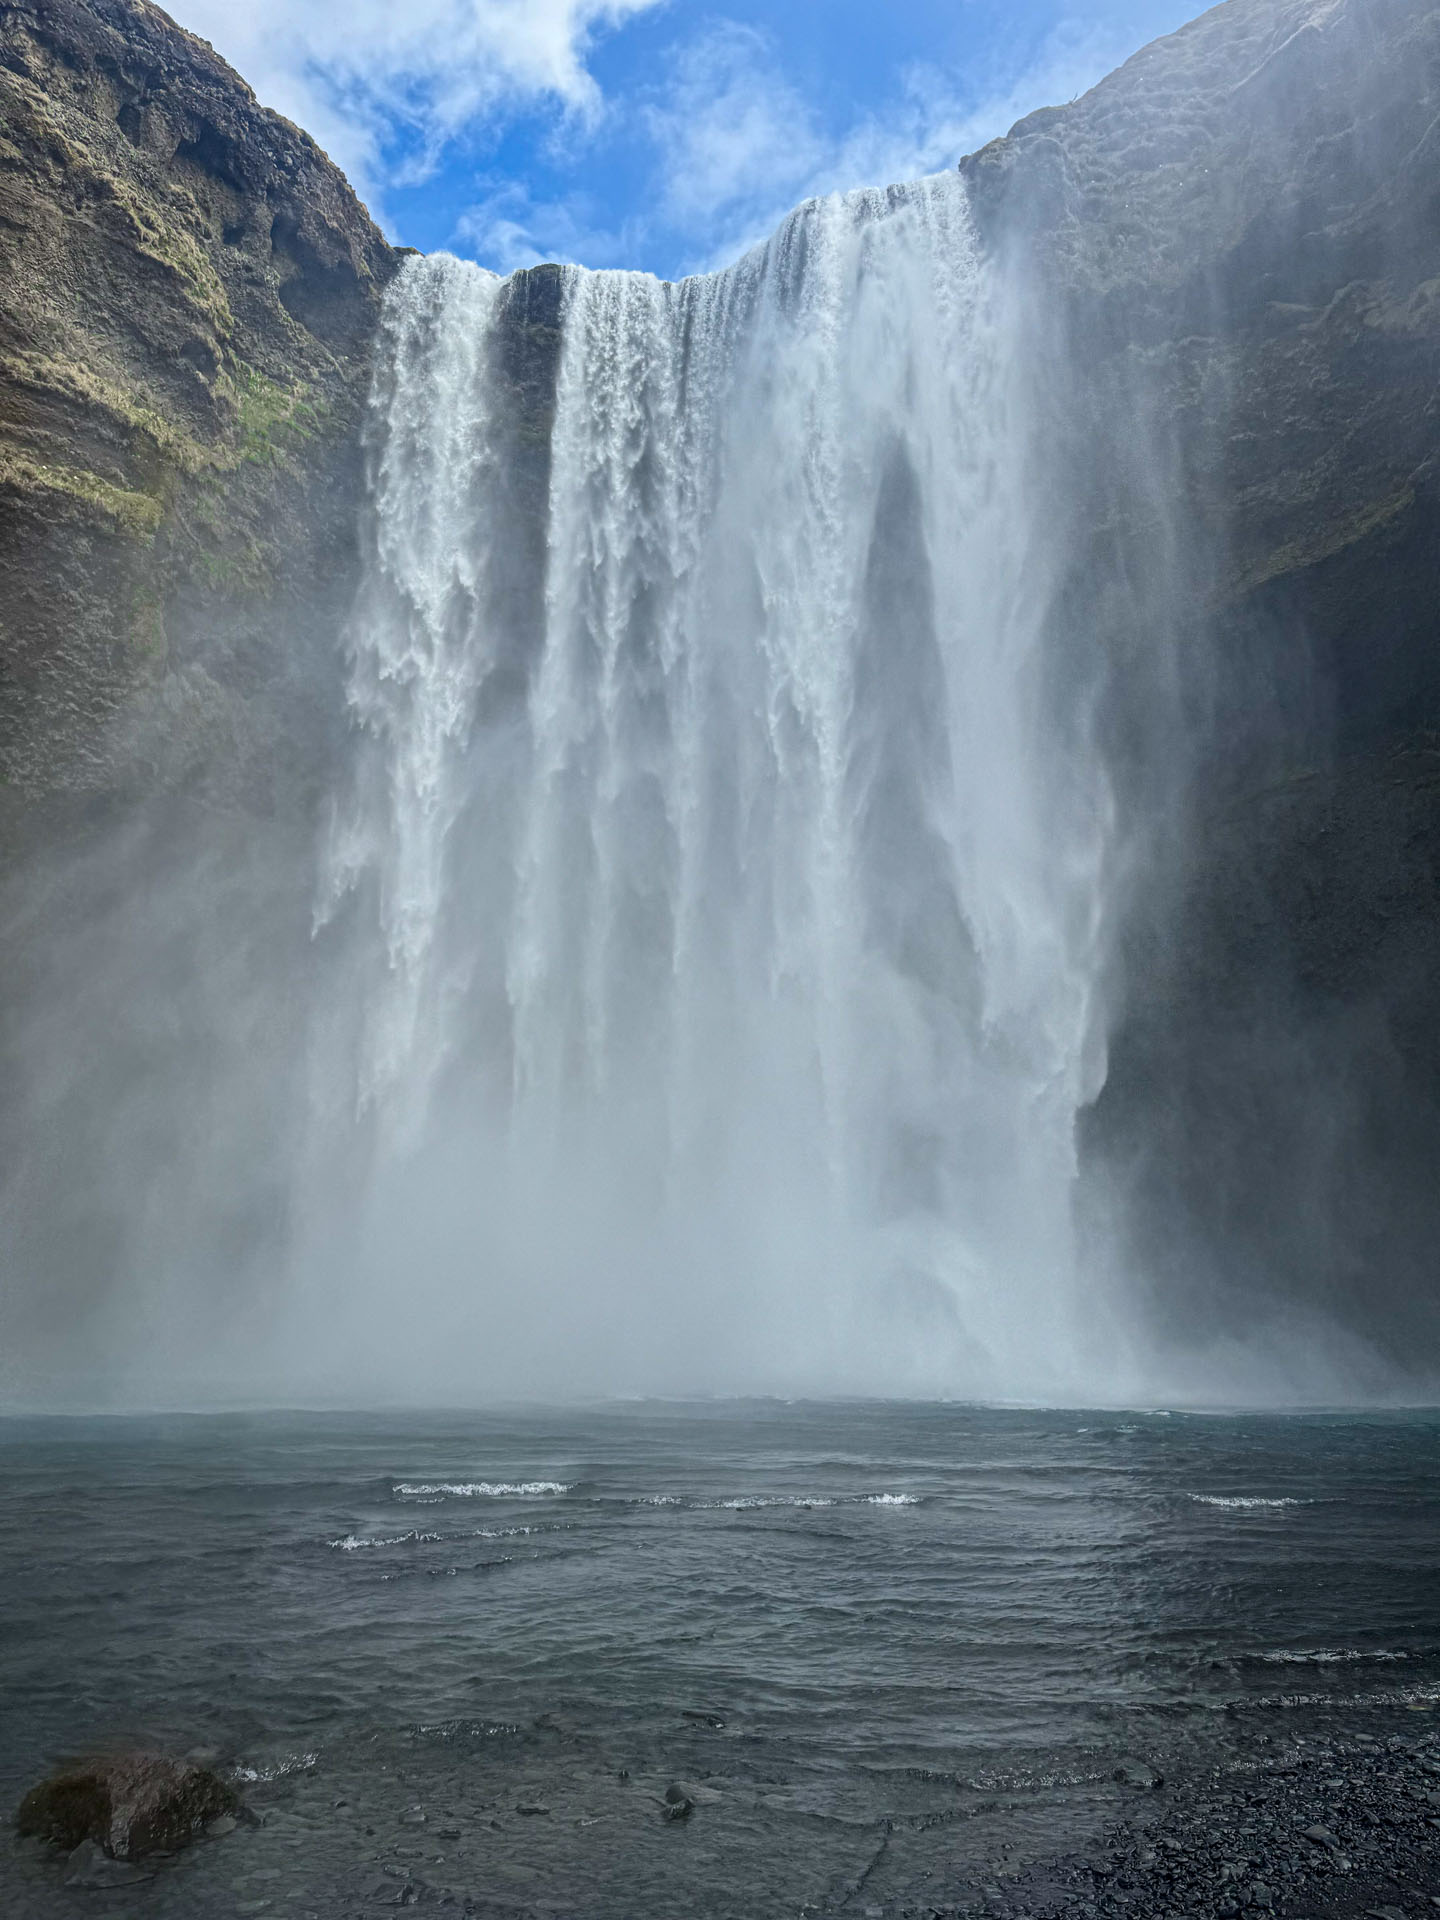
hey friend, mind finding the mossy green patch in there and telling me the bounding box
[226,365,326,468]
[0,449,163,538]
[126,583,168,663]
[0,349,211,476]
[86,165,235,337]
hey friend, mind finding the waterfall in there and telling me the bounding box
[314,174,1114,1400]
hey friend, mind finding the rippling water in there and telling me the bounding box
[3,1403,1438,1914]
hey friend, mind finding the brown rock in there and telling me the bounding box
[16,1750,239,1859]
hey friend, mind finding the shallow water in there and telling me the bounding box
[2,1401,1438,1915]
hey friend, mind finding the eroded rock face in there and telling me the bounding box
[963,0,1440,1374]
[0,0,402,1388]
[0,0,1434,1380]
[16,1751,239,1858]
[0,0,397,823]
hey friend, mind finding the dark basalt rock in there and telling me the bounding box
[962,0,1440,1373]
[17,1750,240,1858]
[955,1724,1440,1920]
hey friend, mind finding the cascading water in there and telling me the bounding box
[311,174,1115,1401]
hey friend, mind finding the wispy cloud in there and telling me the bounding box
[172,0,1182,275]
[453,183,644,273]
[173,0,663,214]
[643,22,827,232]
[644,16,1158,274]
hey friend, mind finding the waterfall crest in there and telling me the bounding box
[317,176,1114,1399]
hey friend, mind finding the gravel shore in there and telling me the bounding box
[943,1721,1440,1920]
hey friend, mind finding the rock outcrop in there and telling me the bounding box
[0,0,397,832]
[17,1751,239,1857]
[963,0,1440,1374]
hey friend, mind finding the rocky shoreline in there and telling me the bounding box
[11,1711,1440,1915]
[947,1720,1440,1920]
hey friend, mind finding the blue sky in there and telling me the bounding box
[174,0,1203,279]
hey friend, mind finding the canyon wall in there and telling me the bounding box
[1,0,1436,1390]
[0,0,396,834]
[963,0,1440,1375]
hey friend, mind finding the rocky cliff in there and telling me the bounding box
[0,0,1436,1388]
[963,0,1440,1377]
[0,0,396,834]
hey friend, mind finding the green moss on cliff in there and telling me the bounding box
[88,167,235,337]
[0,348,209,476]
[126,582,168,663]
[0,451,163,537]
[229,366,325,468]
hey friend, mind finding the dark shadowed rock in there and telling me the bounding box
[1303,1822,1342,1850]
[17,1750,239,1858]
[960,0,1440,1375]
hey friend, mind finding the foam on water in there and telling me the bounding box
[392,1480,571,1498]
[330,1525,541,1549]
[1187,1495,1313,1510]
[231,1752,320,1784]
[330,1530,445,1550]
[708,1495,838,1510]
[629,1489,918,1508]
[1257,1649,1410,1664]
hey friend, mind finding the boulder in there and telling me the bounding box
[662,1783,694,1821]
[16,1751,240,1859]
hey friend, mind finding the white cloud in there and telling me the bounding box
[170,0,1183,277]
[170,0,662,214]
[453,183,643,273]
[644,16,1161,275]
[643,22,825,231]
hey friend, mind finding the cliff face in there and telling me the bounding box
[0,0,1435,1387]
[0,0,396,829]
[964,0,1440,1376]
